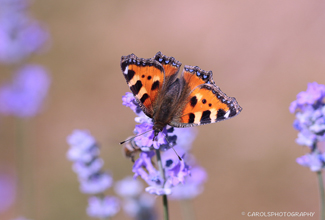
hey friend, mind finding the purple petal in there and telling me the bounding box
[79,173,113,194]
[0,65,50,117]
[114,176,143,198]
[145,186,172,196]
[87,196,120,218]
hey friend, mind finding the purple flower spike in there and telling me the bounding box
[80,172,113,194]
[296,152,323,172]
[169,166,207,200]
[133,123,168,150]
[170,127,197,151]
[122,92,141,114]
[133,151,161,185]
[0,1,49,64]
[162,147,190,186]
[0,65,50,117]
[115,176,157,220]
[121,91,201,198]
[297,82,325,105]
[72,158,103,179]
[114,176,143,198]
[67,130,114,195]
[295,128,317,148]
[0,173,15,213]
[291,83,325,150]
[132,152,168,195]
[291,82,325,171]
[87,196,120,218]
[290,82,325,113]
[132,148,192,196]
[66,130,98,163]
[145,186,172,196]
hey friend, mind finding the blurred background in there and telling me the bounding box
[1,0,325,219]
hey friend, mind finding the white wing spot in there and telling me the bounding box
[123,66,129,75]
[224,110,231,118]
[194,112,202,124]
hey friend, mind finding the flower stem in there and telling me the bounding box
[15,119,34,218]
[15,118,24,217]
[155,149,169,220]
[162,194,169,220]
[317,171,325,220]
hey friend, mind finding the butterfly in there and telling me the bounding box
[120,52,242,139]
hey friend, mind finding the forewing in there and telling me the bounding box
[121,54,164,117]
[154,51,182,88]
[170,65,242,127]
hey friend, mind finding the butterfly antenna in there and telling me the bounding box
[164,136,182,161]
[119,129,153,145]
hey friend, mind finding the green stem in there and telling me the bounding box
[317,171,325,220]
[155,149,169,220]
[162,194,169,220]
[15,119,24,216]
[15,118,24,217]
[15,119,34,218]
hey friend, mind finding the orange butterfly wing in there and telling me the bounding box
[154,52,181,88]
[120,52,182,117]
[170,65,242,127]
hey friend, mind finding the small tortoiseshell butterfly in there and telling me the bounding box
[121,52,242,138]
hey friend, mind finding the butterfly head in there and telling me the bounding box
[153,128,161,141]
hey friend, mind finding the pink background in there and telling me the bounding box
[1,0,325,219]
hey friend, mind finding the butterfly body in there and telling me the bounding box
[152,79,181,133]
[121,52,242,138]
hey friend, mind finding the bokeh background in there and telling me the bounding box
[1,0,325,219]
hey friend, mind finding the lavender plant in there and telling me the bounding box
[0,0,48,64]
[67,130,120,219]
[290,82,325,220]
[0,172,16,213]
[0,0,50,116]
[115,176,157,220]
[122,92,207,220]
[0,65,50,117]
[0,0,50,219]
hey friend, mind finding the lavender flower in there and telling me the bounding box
[169,166,207,200]
[122,90,208,220]
[67,130,98,163]
[122,92,176,151]
[122,92,207,197]
[115,176,143,198]
[0,173,15,213]
[67,130,113,194]
[67,130,119,218]
[79,172,113,195]
[122,92,142,115]
[115,176,157,220]
[0,65,50,117]
[168,128,207,200]
[291,82,325,171]
[290,82,325,113]
[170,127,198,151]
[296,151,325,172]
[132,151,167,194]
[87,196,120,219]
[132,146,191,196]
[133,122,169,150]
[0,0,48,64]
